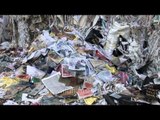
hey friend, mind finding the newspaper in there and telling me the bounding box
[42,72,73,95]
[48,41,76,57]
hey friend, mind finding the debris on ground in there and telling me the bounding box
[0,15,159,105]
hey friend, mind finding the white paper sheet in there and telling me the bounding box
[26,65,45,79]
[42,72,73,95]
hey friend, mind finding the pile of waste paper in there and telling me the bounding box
[0,15,159,105]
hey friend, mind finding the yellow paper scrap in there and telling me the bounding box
[84,97,97,105]
[50,32,55,37]
[0,77,19,88]
[105,64,117,74]
[73,35,78,40]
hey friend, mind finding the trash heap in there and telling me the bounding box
[0,15,159,105]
